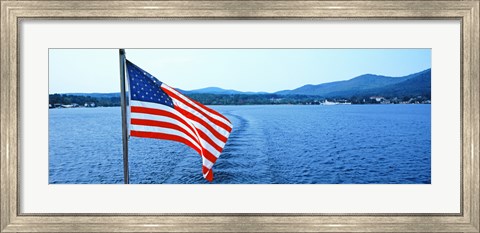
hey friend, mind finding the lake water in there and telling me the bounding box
[49,104,431,184]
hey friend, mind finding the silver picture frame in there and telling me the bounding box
[1,1,479,232]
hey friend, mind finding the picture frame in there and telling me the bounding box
[1,0,479,232]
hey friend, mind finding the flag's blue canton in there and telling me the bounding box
[126,60,174,108]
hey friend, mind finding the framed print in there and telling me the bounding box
[1,0,479,232]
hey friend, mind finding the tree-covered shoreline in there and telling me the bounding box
[49,94,120,107]
[49,93,430,108]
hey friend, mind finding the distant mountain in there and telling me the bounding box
[62,87,267,98]
[276,69,431,98]
[364,69,431,97]
[179,87,268,95]
[178,87,242,95]
[63,92,120,98]
[58,69,430,99]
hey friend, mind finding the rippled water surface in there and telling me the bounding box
[49,105,431,184]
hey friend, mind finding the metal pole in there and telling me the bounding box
[119,49,129,184]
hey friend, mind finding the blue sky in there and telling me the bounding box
[49,49,431,94]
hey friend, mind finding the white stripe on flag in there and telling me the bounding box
[131,112,222,158]
[170,97,230,136]
[203,157,214,169]
[162,84,233,127]
[130,124,202,151]
[130,100,222,160]
[130,100,226,148]
[131,112,198,142]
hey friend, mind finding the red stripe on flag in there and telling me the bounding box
[197,129,223,153]
[173,106,229,143]
[132,105,224,152]
[130,130,202,155]
[130,118,200,147]
[131,129,218,166]
[188,97,232,124]
[162,87,232,133]
[201,148,218,164]
[202,166,214,182]
[131,106,197,137]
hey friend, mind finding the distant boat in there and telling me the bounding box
[322,100,338,105]
[60,103,79,108]
[321,100,351,105]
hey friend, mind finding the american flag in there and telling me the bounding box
[125,60,232,182]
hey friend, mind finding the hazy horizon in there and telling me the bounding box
[49,49,431,94]
[51,68,431,95]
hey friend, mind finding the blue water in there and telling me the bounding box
[49,105,431,184]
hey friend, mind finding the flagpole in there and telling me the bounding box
[119,49,129,184]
